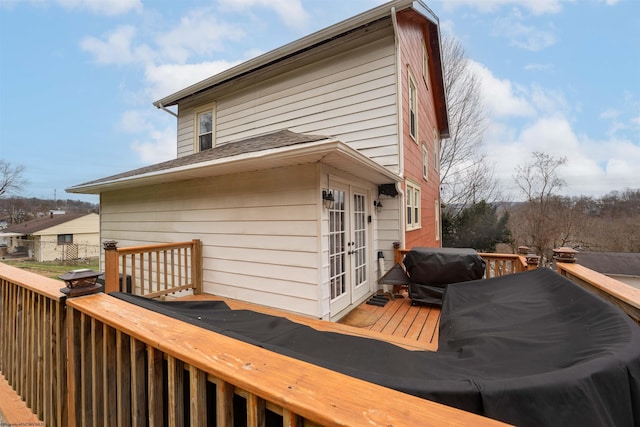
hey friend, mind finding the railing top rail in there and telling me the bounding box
[558,262,640,310]
[115,241,195,255]
[0,262,65,301]
[67,293,505,426]
[478,253,522,260]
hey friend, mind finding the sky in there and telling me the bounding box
[0,0,638,204]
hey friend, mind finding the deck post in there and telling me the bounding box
[191,239,203,295]
[103,241,120,294]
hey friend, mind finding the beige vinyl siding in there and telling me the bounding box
[176,34,398,170]
[100,164,322,316]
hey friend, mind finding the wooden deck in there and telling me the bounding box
[339,292,440,350]
[178,291,439,351]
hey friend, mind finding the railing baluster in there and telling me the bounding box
[131,338,147,427]
[91,318,104,427]
[167,355,184,427]
[147,346,164,425]
[215,378,234,426]
[189,364,207,427]
[116,330,131,427]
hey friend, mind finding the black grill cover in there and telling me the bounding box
[403,247,486,305]
[112,268,640,427]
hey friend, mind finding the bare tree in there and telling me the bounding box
[513,152,567,262]
[0,160,26,198]
[439,34,496,215]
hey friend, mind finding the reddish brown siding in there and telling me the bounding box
[397,10,441,248]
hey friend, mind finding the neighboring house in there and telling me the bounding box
[576,251,640,290]
[68,0,449,320]
[0,213,100,262]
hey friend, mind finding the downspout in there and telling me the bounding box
[157,102,178,118]
[391,6,406,250]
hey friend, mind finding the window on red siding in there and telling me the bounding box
[409,72,418,141]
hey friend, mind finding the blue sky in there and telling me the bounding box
[0,0,638,203]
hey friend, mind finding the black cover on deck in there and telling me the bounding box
[403,247,486,306]
[113,268,640,427]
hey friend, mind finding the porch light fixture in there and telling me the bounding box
[373,200,383,212]
[322,189,335,209]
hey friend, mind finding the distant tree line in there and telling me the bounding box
[0,196,99,224]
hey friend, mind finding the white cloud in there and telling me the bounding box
[119,109,176,164]
[438,0,565,15]
[524,63,553,71]
[218,0,310,30]
[56,0,141,15]
[145,60,242,100]
[492,10,557,51]
[468,60,536,118]
[130,127,176,164]
[80,26,141,65]
[156,9,245,63]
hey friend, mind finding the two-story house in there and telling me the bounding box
[68,0,449,320]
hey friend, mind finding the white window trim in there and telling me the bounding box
[422,144,429,181]
[406,180,421,231]
[194,102,216,152]
[408,69,418,142]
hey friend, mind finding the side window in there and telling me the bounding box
[433,128,440,172]
[408,70,418,141]
[406,181,421,231]
[195,103,215,152]
[57,234,73,245]
[197,110,213,151]
[435,199,441,241]
[422,144,429,181]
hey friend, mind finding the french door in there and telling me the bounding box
[329,184,370,315]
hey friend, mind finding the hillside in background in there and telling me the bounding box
[0,196,99,225]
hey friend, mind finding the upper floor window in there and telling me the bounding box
[433,128,440,171]
[422,39,429,90]
[198,111,213,151]
[406,180,421,231]
[408,70,418,141]
[422,144,429,181]
[57,234,73,245]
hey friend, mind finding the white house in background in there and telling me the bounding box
[68,0,449,320]
[0,213,100,262]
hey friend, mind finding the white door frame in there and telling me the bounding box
[328,181,372,316]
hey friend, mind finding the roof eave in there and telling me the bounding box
[66,140,401,195]
[153,0,415,108]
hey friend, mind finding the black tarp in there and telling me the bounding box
[403,247,486,306]
[113,268,640,427]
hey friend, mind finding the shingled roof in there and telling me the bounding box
[74,129,329,187]
[577,251,640,277]
[3,213,86,235]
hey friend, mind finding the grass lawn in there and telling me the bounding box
[0,259,100,280]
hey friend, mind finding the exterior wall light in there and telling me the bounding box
[373,200,383,212]
[322,189,335,209]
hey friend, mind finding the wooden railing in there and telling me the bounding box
[103,239,203,297]
[393,247,531,279]
[478,253,529,278]
[65,293,504,426]
[0,263,68,426]
[557,262,640,326]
